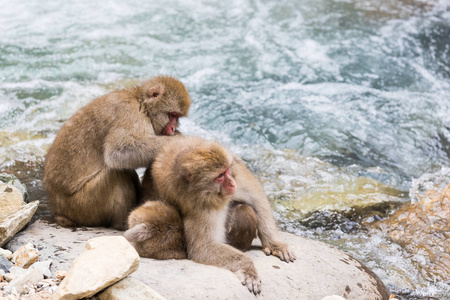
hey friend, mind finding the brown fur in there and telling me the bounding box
[226,202,258,252]
[43,75,191,230]
[124,201,186,259]
[142,167,258,252]
[140,136,295,294]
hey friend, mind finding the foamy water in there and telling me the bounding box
[1,0,449,297]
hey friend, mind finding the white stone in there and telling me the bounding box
[3,267,43,294]
[30,260,53,278]
[0,248,13,260]
[0,201,39,247]
[54,236,140,300]
[97,277,166,300]
[322,296,346,300]
[4,265,26,282]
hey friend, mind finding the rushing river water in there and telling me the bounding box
[1,0,449,298]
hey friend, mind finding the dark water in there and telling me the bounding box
[0,0,449,298]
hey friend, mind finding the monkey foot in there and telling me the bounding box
[235,269,261,295]
[54,215,78,227]
[263,241,297,263]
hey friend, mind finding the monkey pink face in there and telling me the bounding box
[162,112,180,136]
[215,167,236,196]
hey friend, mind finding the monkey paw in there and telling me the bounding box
[263,241,296,263]
[235,269,261,295]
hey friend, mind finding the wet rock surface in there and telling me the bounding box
[6,220,389,300]
[376,183,450,282]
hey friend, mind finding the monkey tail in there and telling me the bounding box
[123,223,154,242]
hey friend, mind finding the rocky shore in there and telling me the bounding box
[0,174,390,299]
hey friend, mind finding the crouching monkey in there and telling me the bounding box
[43,76,191,229]
[125,136,295,294]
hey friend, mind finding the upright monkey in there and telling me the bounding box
[43,76,191,230]
[128,136,295,294]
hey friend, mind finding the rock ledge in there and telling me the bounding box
[6,220,389,300]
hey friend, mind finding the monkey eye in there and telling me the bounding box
[152,92,159,97]
[215,172,225,183]
[169,112,180,119]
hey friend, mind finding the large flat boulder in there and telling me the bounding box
[6,220,389,300]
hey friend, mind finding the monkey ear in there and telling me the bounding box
[123,223,154,242]
[179,165,192,182]
[145,85,164,101]
[183,172,192,182]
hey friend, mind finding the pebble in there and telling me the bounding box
[4,265,26,282]
[0,255,13,273]
[4,266,43,294]
[30,260,53,278]
[56,270,67,281]
[0,245,61,299]
[0,248,13,260]
[12,243,39,268]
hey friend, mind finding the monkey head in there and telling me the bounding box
[139,75,191,136]
[177,141,236,209]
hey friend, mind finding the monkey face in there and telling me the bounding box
[149,109,179,136]
[215,167,236,197]
[140,76,190,136]
[161,112,180,136]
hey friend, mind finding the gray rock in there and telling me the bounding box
[0,173,28,202]
[0,200,39,247]
[3,266,43,294]
[97,277,166,300]
[0,255,13,272]
[30,260,53,278]
[7,220,389,300]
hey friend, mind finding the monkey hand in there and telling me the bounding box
[235,267,261,295]
[263,241,296,263]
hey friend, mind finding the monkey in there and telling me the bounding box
[137,136,295,294]
[141,167,258,253]
[124,201,186,259]
[43,75,191,230]
[141,163,259,252]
